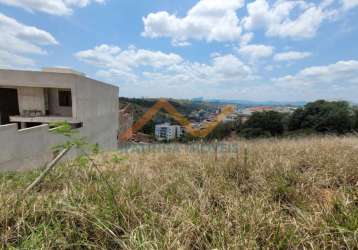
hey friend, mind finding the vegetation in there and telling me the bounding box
[119,97,216,117]
[239,111,287,138]
[354,107,358,130]
[119,98,358,140]
[239,100,358,139]
[288,100,355,134]
[119,97,217,135]
[204,121,237,141]
[1,136,358,249]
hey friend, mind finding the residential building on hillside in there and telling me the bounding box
[155,123,184,141]
[0,68,119,171]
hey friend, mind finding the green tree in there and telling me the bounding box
[240,111,286,138]
[288,108,305,131]
[354,108,358,131]
[288,100,355,134]
[206,121,235,141]
[140,120,155,135]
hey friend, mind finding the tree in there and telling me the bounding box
[206,121,235,141]
[140,120,155,135]
[288,108,305,131]
[354,108,358,131]
[288,100,355,134]
[240,111,286,138]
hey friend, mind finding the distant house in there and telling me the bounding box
[155,123,184,141]
[0,68,119,171]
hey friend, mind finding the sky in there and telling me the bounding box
[0,0,358,102]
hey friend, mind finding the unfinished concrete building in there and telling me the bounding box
[0,68,119,170]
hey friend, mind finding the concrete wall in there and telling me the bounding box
[0,69,75,89]
[73,76,119,150]
[0,69,119,171]
[47,88,73,117]
[0,124,67,171]
[17,87,46,115]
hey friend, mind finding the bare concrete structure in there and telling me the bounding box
[0,68,119,171]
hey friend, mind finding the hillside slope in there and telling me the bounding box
[1,136,358,249]
[119,97,217,121]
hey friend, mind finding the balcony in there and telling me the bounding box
[9,115,77,124]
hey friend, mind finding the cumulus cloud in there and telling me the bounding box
[275,60,358,88]
[137,54,254,98]
[227,60,358,102]
[269,60,358,101]
[75,44,254,98]
[0,13,58,67]
[0,0,105,15]
[341,0,358,10]
[75,44,186,84]
[75,44,183,71]
[237,44,274,61]
[242,0,330,39]
[142,0,249,44]
[160,54,253,85]
[75,44,358,101]
[274,51,311,61]
[0,50,35,68]
[142,0,357,43]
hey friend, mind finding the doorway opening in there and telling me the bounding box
[0,88,20,125]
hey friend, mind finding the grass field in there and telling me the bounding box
[1,136,358,249]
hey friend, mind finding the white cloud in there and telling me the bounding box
[270,60,358,101]
[0,50,35,68]
[242,0,329,39]
[76,44,358,101]
[0,0,105,15]
[136,54,254,98]
[226,60,358,102]
[341,0,358,10]
[75,44,183,72]
[0,13,58,68]
[275,60,358,88]
[237,44,274,61]
[274,51,311,61]
[142,0,248,44]
[76,44,254,98]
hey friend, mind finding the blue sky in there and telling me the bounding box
[1,0,358,102]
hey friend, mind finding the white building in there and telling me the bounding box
[0,68,119,171]
[155,123,184,141]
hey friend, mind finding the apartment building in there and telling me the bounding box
[155,123,184,141]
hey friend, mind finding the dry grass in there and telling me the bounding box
[1,136,358,249]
